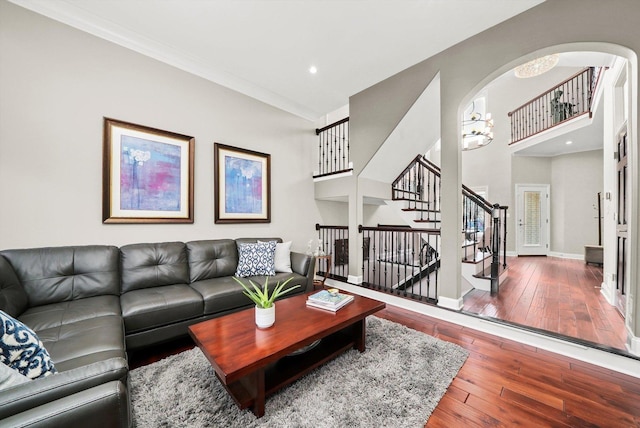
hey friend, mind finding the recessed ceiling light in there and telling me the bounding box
[566,140,573,145]
[309,66,317,74]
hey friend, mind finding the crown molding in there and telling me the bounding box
[8,0,320,120]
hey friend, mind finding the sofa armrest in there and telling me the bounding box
[0,380,130,428]
[0,357,128,420]
[291,251,315,292]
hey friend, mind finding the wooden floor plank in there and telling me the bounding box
[463,256,627,350]
[129,302,640,427]
[373,306,640,428]
[430,394,502,428]
[499,388,598,428]
[466,392,568,428]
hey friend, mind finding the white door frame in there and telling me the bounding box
[515,184,550,256]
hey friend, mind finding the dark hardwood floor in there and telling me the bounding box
[130,305,640,427]
[377,306,640,427]
[463,256,627,351]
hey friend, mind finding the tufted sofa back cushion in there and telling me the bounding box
[120,242,189,293]
[186,239,238,282]
[0,246,120,307]
[0,256,29,317]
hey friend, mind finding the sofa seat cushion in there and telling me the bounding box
[191,273,307,315]
[190,276,251,315]
[18,296,121,333]
[249,273,308,294]
[36,315,126,372]
[120,284,203,333]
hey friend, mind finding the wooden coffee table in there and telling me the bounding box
[188,291,385,418]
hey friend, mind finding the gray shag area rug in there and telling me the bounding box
[130,316,468,427]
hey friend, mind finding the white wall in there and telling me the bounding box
[363,204,405,226]
[479,149,603,256]
[551,150,604,254]
[462,66,583,253]
[315,200,348,226]
[0,2,319,252]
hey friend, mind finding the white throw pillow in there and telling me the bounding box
[274,241,292,273]
[259,241,292,273]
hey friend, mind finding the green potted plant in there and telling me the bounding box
[233,276,300,328]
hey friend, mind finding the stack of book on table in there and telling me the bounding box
[306,289,354,312]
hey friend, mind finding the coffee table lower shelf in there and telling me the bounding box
[223,328,356,415]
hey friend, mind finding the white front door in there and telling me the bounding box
[516,184,550,256]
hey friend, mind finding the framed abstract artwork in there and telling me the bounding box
[214,143,270,223]
[102,118,194,223]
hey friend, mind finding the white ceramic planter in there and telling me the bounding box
[255,305,275,329]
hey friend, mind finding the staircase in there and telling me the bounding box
[314,118,508,300]
[390,155,508,293]
[391,154,442,228]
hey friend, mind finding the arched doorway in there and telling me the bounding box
[459,47,635,355]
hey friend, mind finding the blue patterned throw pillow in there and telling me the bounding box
[235,241,277,277]
[0,310,56,379]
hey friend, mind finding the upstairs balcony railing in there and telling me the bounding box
[314,117,351,178]
[508,67,604,144]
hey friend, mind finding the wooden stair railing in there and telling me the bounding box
[359,224,440,304]
[392,154,508,294]
[391,155,441,225]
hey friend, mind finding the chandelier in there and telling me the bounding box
[462,101,494,151]
[514,54,560,78]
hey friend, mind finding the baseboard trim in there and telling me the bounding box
[437,296,464,310]
[347,275,363,285]
[325,278,640,378]
[548,251,584,260]
[627,325,640,356]
[508,251,586,261]
[600,281,616,305]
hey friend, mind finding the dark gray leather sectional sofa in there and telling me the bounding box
[0,238,314,428]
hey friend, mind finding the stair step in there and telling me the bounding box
[461,240,479,249]
[473,264,508,280]
[393,197,435,203]
[392,191,421,196]
[401,208,440,213]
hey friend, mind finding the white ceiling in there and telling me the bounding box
[9,0,545,120]
[360,51,616,180]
